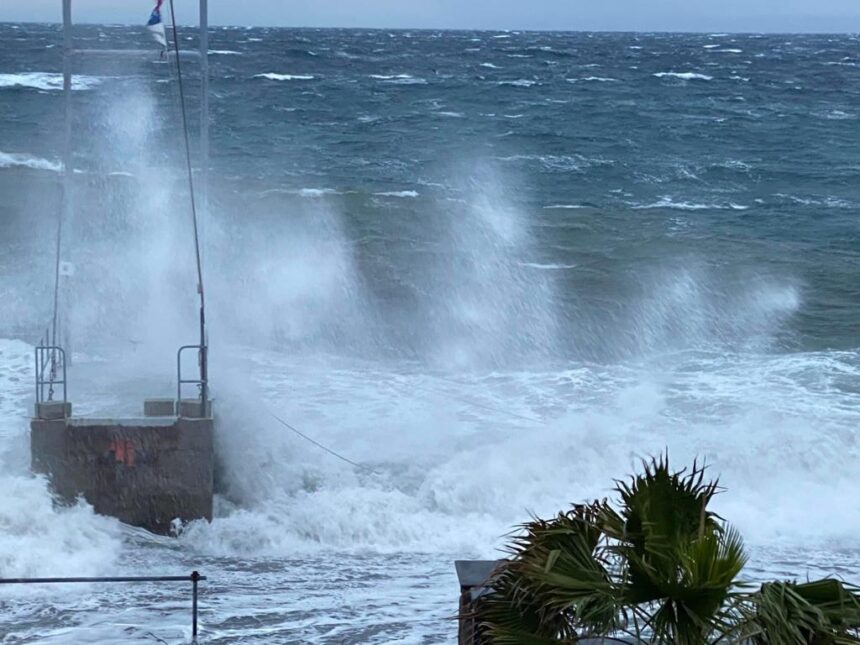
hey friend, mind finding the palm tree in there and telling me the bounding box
[471,455,860,644]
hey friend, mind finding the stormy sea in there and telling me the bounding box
[1,23,859,642]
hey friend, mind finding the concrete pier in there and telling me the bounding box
[31,400,214,535]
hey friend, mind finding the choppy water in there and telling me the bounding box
[1,23,859,643]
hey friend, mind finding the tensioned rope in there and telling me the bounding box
[167,0,204,301]
[268,372,544,475]
[46,40,74,398]
[269,412,379,475]
[167,0,208,403]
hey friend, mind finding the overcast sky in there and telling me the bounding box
[2,0,860,33]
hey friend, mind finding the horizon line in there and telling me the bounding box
[2,20,859,36]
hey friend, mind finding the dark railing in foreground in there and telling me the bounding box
[0,571,205,639]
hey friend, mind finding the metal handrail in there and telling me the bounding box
[0,571,205,639]
[177,344,208,415]
[35,345,67,405]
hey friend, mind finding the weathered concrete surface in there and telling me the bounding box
[144,398,176,417]
[31,413,213,535]
[34,401,72,420]
[178,398,211,419]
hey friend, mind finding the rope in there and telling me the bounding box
[47,66,75,399]
[47,185,64,400]
[167,0,204,303]
[269,412,379,475]
[167,0,208,404]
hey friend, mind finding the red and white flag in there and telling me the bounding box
[146,0,167,49]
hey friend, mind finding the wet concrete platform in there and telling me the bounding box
[31,399,214,535]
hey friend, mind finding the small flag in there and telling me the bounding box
[147,0,167,49]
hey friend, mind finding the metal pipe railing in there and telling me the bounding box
[0,571,205,639]
[177,344,208,416]
[35,345,67,404]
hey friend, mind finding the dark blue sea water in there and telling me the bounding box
[0,24,859,643]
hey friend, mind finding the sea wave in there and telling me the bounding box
[209,50,242,55]
[254,73,315,81]
[479,62,502,69]
[374,190,419,198]
[634,196,748,210]
[498,79,536,87]
[370,74,427,85]
[0,72,102,91]
[653,72,713,81]
[567,76,618,83]
[520,262,578,270]
[260,187,343,197]
[0,151,61,172]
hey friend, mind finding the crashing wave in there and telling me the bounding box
[0,72,102,91]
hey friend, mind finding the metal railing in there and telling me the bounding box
[35,343,67,405]
[177,344,208,415]
[0,571,205,640]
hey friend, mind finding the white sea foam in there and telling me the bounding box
[0,151,61,172]
[261,187,342,197]
[567,76,618,83]
[0,72,103,91]
[653,72,714,81]
[209,49,242,55]
[164,339,860,560]
[0,340,122,579]
[479,62,501,69]
[635,196,748,210]
[498,79,536,87]
[254,73,315,81]
[436,111,464,118]
[520,262,578,270]
[543,204,586,209]
[370,74,427,85]
[374,190,418,198]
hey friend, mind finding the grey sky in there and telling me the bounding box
[2,0,860,32]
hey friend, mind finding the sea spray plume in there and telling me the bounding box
[421,163,559,370]
[55,77,199,371]
[208,196,376,357]
[628,263,801,357]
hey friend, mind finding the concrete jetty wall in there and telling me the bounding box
[31,402,214,535]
